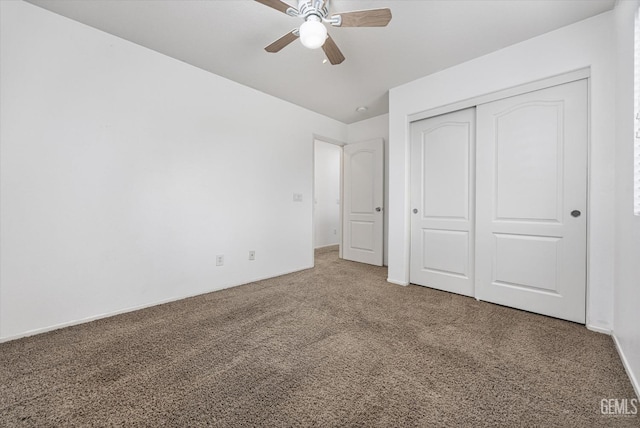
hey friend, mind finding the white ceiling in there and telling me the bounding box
[26,0,615,124]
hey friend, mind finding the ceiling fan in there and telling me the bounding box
[255,0,392,65]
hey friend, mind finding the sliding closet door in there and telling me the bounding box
[475,80,588,323]
[410,108,475,297]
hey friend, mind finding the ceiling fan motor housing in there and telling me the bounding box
[298,0,328,21]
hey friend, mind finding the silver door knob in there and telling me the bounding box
[375,207,382,212]
[413,208,418,214]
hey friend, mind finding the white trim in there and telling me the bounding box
[408,68,590,124]
[402,118,412,284]
[387,278,409,286]
[312,133,345,147]
[314,243,340,250]
[634,7,640,216]
[584,76,594,330]
[586,324,612,335]
[0,265,313,344]
[613,334,640,400]
[339,144,344,260]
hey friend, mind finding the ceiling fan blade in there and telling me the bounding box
[322,34,345,65]
[255,0,297,15]
[332,8,392,27]
[265,30,299,53]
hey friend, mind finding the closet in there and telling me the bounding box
[410,79,587,323]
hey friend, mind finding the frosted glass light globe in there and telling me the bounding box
[299,19,327,50]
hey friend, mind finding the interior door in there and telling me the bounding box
[410,108,475,296]
[342,138,384,266]
[475,80,587,323]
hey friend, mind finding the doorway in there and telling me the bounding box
[314,139,342,254]
[313,137,385,266]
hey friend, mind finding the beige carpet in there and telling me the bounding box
[0,248,637,427]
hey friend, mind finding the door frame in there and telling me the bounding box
[311,134,345,265]
[406,68,591,322]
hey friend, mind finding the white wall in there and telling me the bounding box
[613,0,640,397]
[388,12,616,331]
[347,114,390,265]
[314,141,341,249]
[0,1,347,340]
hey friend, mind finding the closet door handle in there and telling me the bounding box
[413,208,418,214]
[571,210,581,218]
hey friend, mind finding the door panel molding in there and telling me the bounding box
[342,139,384,266]
[410,108,476,297]
[475,79,587,323]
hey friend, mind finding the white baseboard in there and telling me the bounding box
[612,334,640,400]
[387,278,409,286]
[314,243,339,250]
[587,324,612,335]
[0,265,312,344]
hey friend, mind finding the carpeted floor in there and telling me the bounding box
[0,248,637,427]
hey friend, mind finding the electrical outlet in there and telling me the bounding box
[216,255,224,266]
[249,250,255,261]
[333,229,337,235]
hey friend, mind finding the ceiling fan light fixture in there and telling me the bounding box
[299,17,327,49]
[257,0,392,64]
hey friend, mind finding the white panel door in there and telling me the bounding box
[342,139,384,266]
[475,80,587,323]
[410,108,475,296]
